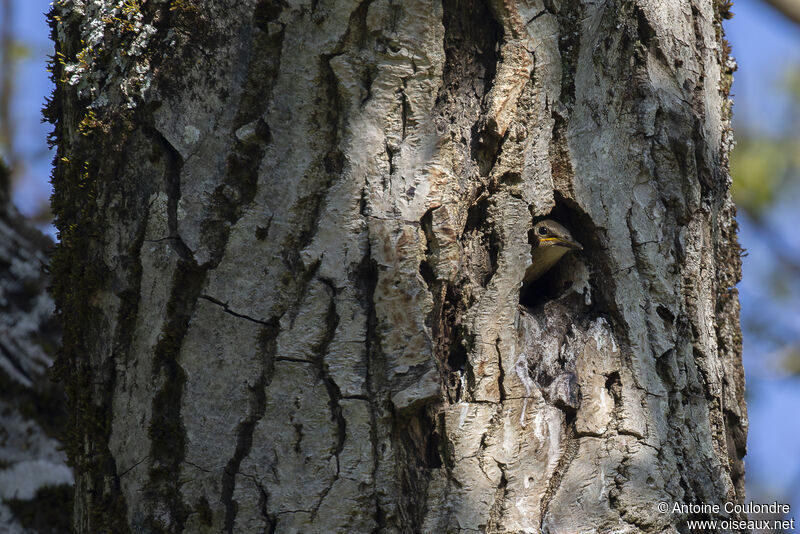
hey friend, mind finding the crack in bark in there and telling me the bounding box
[200,294,272,325]
[539,423,579,530]
[547,0,584,201]
[145,259,208,532]
[220,317,278,533]
[400,77,409,141]
[255,477,277,534]
[118,455,150,478]
[526,9,547,26]
[151,128,193,262]
[486,460,508,531]
[182,460,211,473]
[385,141,397,178]
[355,239,386,530]
[309,281,346,521]
[418,206,462,406]
[495,337,506,402]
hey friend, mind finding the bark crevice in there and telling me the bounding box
[219,307,280,532]
[145,259,208,532]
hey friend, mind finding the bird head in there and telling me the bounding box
[532,220,583,251]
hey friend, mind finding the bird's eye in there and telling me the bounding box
[537,226,548,236]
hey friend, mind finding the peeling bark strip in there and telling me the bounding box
[51,0,744,532]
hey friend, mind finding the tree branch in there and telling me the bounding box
[762,0,800,26]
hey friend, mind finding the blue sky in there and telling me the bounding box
[727,0,800,136]
[5,0,52,219]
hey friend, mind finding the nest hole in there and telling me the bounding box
[520,264,577,308]
[519,197,595,309]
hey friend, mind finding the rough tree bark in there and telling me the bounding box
[50,0,746,532]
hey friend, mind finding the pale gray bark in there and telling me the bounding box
[51,0,746,532]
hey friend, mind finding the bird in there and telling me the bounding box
[522,219,583,286]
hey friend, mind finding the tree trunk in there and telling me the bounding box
[0,164,70,532]
[50,0,746,532]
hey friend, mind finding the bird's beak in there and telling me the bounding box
[540,237,583,251]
